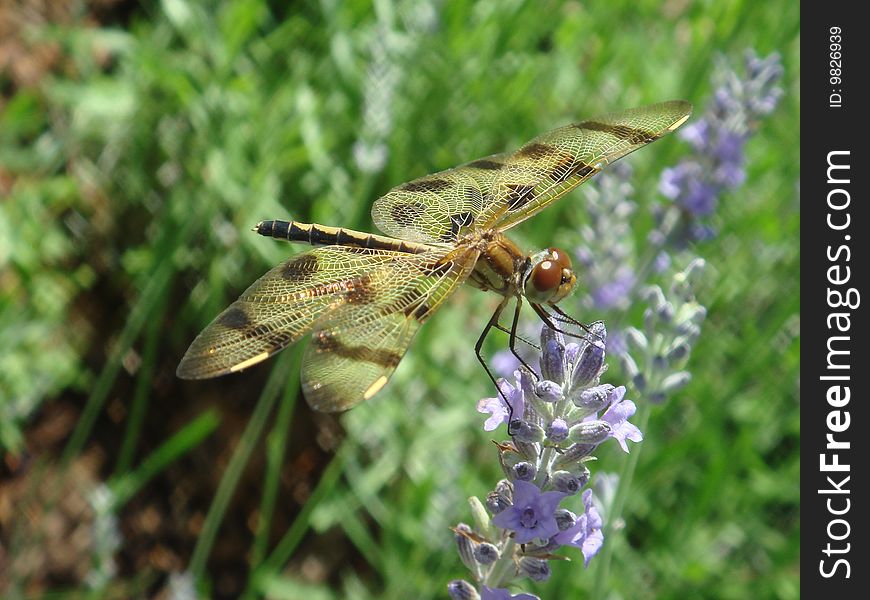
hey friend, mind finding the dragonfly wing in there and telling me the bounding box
[371,154,511,244]
[301,247,478,411]
[477,100,692,230]
[177,244,477,411]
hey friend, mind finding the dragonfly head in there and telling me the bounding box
[523,247,576,305]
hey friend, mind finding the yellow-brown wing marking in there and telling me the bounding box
[477,100,692,231]
[300,246,479,412]
[371,153,510,244]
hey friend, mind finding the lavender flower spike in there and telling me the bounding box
[452,322,642,597]
[659,50,784,225]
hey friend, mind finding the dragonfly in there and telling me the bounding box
[177,100,692,412]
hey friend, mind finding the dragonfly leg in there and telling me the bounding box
[475,297,528,433]
[531,303,604,345]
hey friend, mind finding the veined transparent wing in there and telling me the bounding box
[177,244,477,411]
[371,154,511,245]
[476,100,692,231]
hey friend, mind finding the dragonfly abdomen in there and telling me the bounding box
[255,220,431,255]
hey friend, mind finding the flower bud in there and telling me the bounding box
[553,448,593,476]
[570,340,604,388]
[534,379,563,403]
[512,461,537,482]
[568,421,612,445]
[667,341,690,362]
[649,390,666,404]
[453,523,477,571]
[517,367,537,401]
[511,420,545,444]
[540,333,566,384]
[447,580,480,600]
[662,371,691,394]
[570,383,614,414]
[690,304,707,324]
[643,307,656,332]
[656,301,675,323]
[486,480,513,514]
[468,496,492,538]
[554,508,577,531]
[546,418,569,443]
[518,557,551,582]
[642,285,666,311]
[473,542,499,565]
[564,342,580,367]
[684,257,706,281]
[623,327,647,352]
[550,470,582,494]
[632,372,647,392]
[585,320,607,341]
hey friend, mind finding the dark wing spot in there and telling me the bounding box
[423,259,453,278]
[218,306,251,330]
[282,254,319,281]
[505,184,536,211]
[549,155,598,183]
[467,159,504,170]
[345,275,376,304]
[407,302,431,321]
[575,121,657,144]
[441,211,476,241]
[402,178,453,192]
[390,201,427,227]
[517,142,557,160]
[313,332,402,368]
[452,211,475,228]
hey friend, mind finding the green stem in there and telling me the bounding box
[188,349,295,582]
[591,400,651,597]
[248,346,303,571]
[114,291,169,476]
[110,409,221,507]
[485,537,517,588]
[61,201,196,464]
[248,447,347,594]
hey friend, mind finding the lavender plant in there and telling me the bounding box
[448,323,640,599]
[657,50,784,241]
[449,49,784,597]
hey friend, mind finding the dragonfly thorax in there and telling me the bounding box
[468,233,576,305]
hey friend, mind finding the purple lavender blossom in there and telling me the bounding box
[491,480,566,544]
[477,377,524,431]
[492,349,521,378]
[546,417,569,443]
[481,587,540,600]
[659,163,718,216]
[553,490,604,566]
[599,386,643,453]
[589,266,637,310]
[659,50,783,223]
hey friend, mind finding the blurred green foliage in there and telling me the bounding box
[0,0,798,598]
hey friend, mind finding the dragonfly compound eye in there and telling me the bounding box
[548,247,573,272]
[531,260,562,295]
